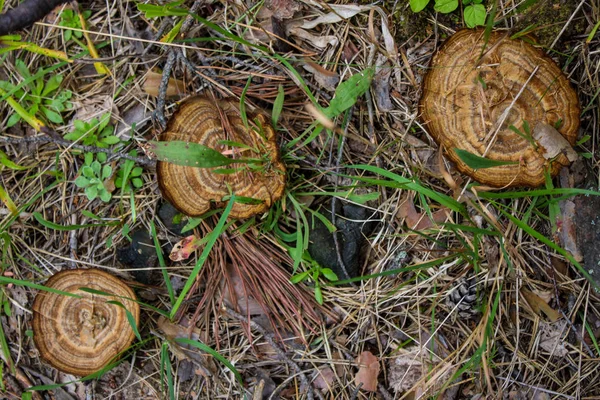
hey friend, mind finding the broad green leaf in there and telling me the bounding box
[410,0,430,12]
[42,74,62,96]
[321,268,338,281]
[74,176,89,187]
[149,140,235,168]
[324,68,374,119]
[42,107,63,124]
[453,148,519,169]
[85,185,98,200]
[464,4,487,28]
[434,0,458,13]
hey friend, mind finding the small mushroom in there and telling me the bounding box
[419,29,580,187]
[32,269,140,376]
[157,96,286,219]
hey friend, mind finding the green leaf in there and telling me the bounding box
[174,338,242,385]
[6,113,20,127]
[101,165,112,180]
[149,140,235,168]
[81,166,94,178]
[42,107,63,124]
[272,84,285,127]
[0,149,33,170]
[464,4,487,28]
[453,148,519,169]
[132,178,143,188]
[99,189,111,203]
[91,161,101,175]
[170,196,235,318]
[290,271,309,284]
[410,0,430,12]
[85,185,98,200]
[106,301,141,341]
[320,268,338,281]
[434,0,458,13]
[101,136,120,145]
[32,212,116,230]
[42,74,62,96]
[74,176,90,187]
[324,68,374,119]
[314,285,323,305]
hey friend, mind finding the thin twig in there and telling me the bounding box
[0,134,155,167]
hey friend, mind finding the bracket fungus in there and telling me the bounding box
[157,96,286,219]
[419,29,580,187]
[32,269,140,376]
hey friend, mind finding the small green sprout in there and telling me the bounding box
[74,153,113,202]
[59,9,92,42]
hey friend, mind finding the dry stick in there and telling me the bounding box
[224,306,316,400]
[0,134,155,167]
[0,0,70,36]
[153,0,203,128]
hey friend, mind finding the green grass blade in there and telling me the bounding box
[175,338,242,384]
[170,196,235,318]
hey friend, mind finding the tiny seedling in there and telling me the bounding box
[64,113,120,156]
[59,9,92,42]
[74,153,113,202]
[290,257,338,305]
[115,156,144,194]
[410,0,487,28]
[0,59,72,127]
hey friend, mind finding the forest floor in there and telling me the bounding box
[1,0,600,399]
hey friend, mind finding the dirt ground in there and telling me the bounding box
[1,0,600,399]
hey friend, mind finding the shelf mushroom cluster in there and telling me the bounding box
[32,269,140,376]
[419,29,580,187]
[156,96,286,219]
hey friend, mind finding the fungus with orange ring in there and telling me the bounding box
[419,29,580,187]
[32,269,140,376]
[156,96,286,219]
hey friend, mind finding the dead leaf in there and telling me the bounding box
[373,55,393,111]
[355,351,379,392]
[388,348,423,393]
[398,193,450,230]
[313,366,336,390]
[265,0,302,19]
[302,60,339,90]
[538,320,569,357]
[300,4,373,30]
[288,27,338,49]
[143,71,185,98]
[556,199,583,261]
[170,235,203,262]
[521,289,561,322]
[221,264,265,316]
[533,123,578,163]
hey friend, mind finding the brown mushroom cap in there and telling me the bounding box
[32,269,140,376]
[157,96,286,219]
[419,29,580,187]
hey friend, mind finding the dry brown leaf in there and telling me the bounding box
[289,27,338,49]
[300,4,372,29]
[533,122,578,163]
[398,193,450,230]
[355,351,379,392]
[265,0,302,19]
[221,264,265,316]
[556,199,583,261]
[143,71,185,98]
[538,320,569,357]
[521,289,561,322]
[302,60,339,90]
[313,366,336,390]
[169,235,202,262]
